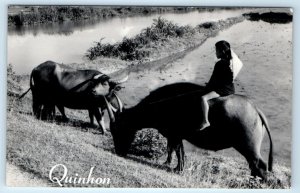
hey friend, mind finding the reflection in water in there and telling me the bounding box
[8,10,246,37]
[8,19,105,36]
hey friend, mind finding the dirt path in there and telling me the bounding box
[6,163,50,187]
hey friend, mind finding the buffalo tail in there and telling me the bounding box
[18,87,31,99]
[257,108,273,172]
[19,71,34,99]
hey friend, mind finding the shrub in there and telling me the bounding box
[129,128,167,159]
[198,22,218,30]
[13,14,24,26]
[86,17,194,61]
[86,39,118,60]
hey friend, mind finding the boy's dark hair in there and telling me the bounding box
[215,40,232,60]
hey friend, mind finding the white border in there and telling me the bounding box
[1,0,299,193]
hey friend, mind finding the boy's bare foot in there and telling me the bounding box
[198,122,210,131]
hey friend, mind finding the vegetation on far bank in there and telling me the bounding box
[8,6,200,26]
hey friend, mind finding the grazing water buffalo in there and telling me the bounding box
[20,61,127,133]
[109,82,273,179]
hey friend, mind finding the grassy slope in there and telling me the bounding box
[6,104,291,188]
[6,71,291,188]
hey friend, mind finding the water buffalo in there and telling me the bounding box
[20,60,127,134]
[109,82,273,180]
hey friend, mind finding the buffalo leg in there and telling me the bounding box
[235,147,267,180]
[41,105,47,120]
[164,139,174,166]
[41,104,55,120]
[249,156,267,180]
[32,93,42,119]
[92,108,105,134]
[57,105,68,122]
[88,109,94,126]
[174,140,185,172]
[50,105,55,119]
[32,102,42,119]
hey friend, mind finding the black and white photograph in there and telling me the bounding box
[6,5,292,188]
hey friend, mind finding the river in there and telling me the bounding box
[8,9,249,74]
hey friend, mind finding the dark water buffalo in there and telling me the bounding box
[110,82,273,179]
[22,61,127,133]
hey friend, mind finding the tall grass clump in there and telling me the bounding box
[7,64,23,113]
[129,129,167,159]
[7,64,21,96]
[86,17,196,61]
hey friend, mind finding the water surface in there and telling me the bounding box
[8,9,248,74]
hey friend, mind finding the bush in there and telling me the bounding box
[144,17,194,39]
[86,17,195,61]
[129,129,167,159]
[12,13,24,25]
[198,22,218,30]
[86,39,118,60]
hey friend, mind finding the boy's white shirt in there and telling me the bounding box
[230,50,243,80]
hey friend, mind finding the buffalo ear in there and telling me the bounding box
[100,75,110,82]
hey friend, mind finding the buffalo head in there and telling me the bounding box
[91,73,128,96]
[90,74,110,96]
[109,108,136,157]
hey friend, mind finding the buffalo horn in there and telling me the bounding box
[108,68,130,84]
[113,92,123,113]
[110,75,128,84]
[93,74,104,80]
[104,97,115,123]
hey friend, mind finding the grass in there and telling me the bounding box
[7,108,291,188]
[6,108,291,188]
[6,66,291,188]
